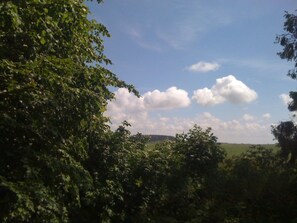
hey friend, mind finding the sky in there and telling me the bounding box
[88,0,296,144]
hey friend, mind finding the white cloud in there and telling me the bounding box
[262,113,271,120]
[106,87,273,144]
[106,87,191,121]
[280,93,293,106]
[106,104,273,144]
[194,113,272,143]
[106,88,147,125]
[192,75,258,106]
[108,88,145,113]
[192,88,224,106]
[215,75,258,104]
[143,87,191,109]
[243,114,254,121]
[187,61,220,73]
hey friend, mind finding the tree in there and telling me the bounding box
[150,125,225,222]
[204,146,297,223]
[174,125,225,179]
[0,1,135,222]
[273,10,297,164]
[272,121,297,164]
[276,11,297,81]
[275,11,297,112]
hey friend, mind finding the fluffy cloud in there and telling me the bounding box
[187,61,220,72]
[192,75,258,106]
[107,87,190,117]
[106,86,273,143]
[143,87,191,109]
[192,88,224,106]
[106,87,191,132]
[106,88,147,125]
[280,93,292,105]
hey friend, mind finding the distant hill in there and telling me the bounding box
[146,135,175,143]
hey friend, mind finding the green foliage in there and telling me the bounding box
[274,10,297,165]
[148,126,225,222]
[70,124,225,222]
[204,146,297,223]
[276,11,297,80]
[221,143,278,157]
[288,91,297,112]
[148,142,278,158]
[174,125,225,178]
[272,121,297,164]
[0,0,135,222]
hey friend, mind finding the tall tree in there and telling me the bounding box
[276,11,297,79]
[275,11,297,111]
[273,11,297,164]
[0,1,135,222]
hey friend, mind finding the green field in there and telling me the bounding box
[147,141,279,157]
[220,143,279,157]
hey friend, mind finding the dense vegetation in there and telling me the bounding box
[1,1,297,222]
[147,135,176,143]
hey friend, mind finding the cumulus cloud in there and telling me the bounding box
[107,88,145,113]
[106,86,272,143]
[280,93,293,106]
[107,87,191,118]
[187,61,220,73]
[192,88,224,106]
[192,75,258,106]
[106,88,147,125]
[143,87,191,109]
[106,87,191,133]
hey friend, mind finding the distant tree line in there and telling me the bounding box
[1,1,297,222]
[146,135,175,143]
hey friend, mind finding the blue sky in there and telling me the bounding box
[88,0,296,143]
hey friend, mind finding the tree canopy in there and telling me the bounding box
[276,11,297,80]
[275,11,297,113]
[0,0,135,221]
[273,10,297,164]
